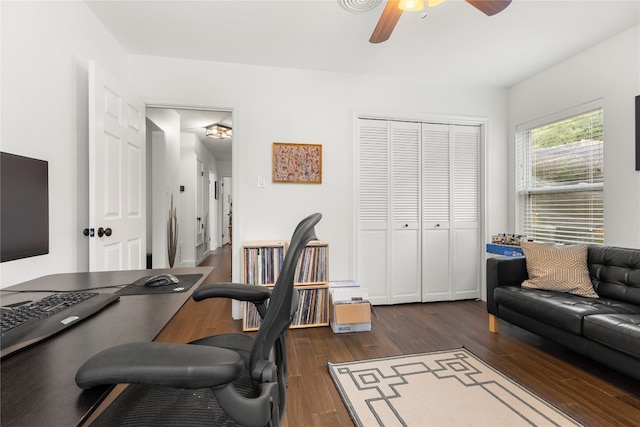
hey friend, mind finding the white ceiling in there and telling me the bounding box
[87,0,639,160]
[179,108,232,161]
[145,107,233,161]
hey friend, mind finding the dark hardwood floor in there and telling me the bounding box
[155,245,640,426]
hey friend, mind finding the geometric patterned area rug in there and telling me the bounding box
[328,348,582,427]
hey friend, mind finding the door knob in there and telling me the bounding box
[97,227,112,237]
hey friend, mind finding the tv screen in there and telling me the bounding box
[1,152,49,262]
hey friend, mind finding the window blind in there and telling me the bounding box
[516,106,604,244]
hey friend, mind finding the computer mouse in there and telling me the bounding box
[144,274,179,287]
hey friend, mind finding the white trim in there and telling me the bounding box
[145,103,232,114]
[357,111,488,128]
[516,98,603,132]
[522,183,603,194]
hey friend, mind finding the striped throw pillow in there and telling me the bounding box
[520,242,598,298]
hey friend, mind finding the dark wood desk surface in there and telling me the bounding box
[0,267,213,427]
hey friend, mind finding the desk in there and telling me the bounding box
[0,267,213,427]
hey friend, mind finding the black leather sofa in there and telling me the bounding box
[486,245,640,380]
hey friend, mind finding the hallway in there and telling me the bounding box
[197,243,232,283]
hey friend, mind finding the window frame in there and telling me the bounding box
[515,99,604,245]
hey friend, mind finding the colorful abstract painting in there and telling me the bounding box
[272,142,322,183]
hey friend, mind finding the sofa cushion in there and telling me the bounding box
[494,286,640,335]
[583,314,640,358]
[588,245,640,305]
[521,242,598,298]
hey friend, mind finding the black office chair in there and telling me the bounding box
[76,213,322,427]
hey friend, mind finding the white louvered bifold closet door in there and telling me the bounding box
[421,124,452,301]
[421,124,481,301]
[357,119,481,304]
[390,121,421,304]
[356,119,421,305]
[452,125,480,300]
[357,119,391,304]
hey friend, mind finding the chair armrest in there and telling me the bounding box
[75,342,243,390]
[193,282,272,303]
[486,256,528,315]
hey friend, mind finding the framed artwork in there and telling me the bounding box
[272,142,322,183]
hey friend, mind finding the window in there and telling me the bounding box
[516,103,604,244]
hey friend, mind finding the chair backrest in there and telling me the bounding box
[250,213,321,376]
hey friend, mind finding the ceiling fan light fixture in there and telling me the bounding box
[205,124,232,139]
[372,0,511,44]
[398,0,424,11]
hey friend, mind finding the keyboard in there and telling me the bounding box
[1,291,120,358]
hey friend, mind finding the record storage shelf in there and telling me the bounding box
[241,240,329,331]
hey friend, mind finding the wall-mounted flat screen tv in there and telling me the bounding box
[1,152,49,262]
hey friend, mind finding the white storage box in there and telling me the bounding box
[329,282,371,333]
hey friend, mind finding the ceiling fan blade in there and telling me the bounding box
[465,0,512,16]
[370,0,403,44]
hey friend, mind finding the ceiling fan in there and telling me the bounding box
[370,0,512,43]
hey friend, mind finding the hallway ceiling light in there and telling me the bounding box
[206,124,232,139]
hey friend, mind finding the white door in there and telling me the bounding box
[421,123,481,301]
[357,119,390,305]
[196,157,204,246]
[356,119,421,305]
[422,123,452,301]
[222,177,232,245]
[390,121,421,304]
[89,60,145,271]
[357,119,481,304]
[451,125,480,299]
[209,171,217,250]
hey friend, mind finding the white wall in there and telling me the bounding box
[216,160,232,248]
[508,25,640,248]
[190,134,220,263]
[127,56,510,284]
[176,133,217,267]
[0,2,128,286]
[176,132,222,267]
[5,2,632,293]
[217,160,232,178]
[178,134,197,266]
[145,108,181,268]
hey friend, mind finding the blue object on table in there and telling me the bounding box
[486,243,524,257]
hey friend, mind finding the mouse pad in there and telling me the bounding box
[116,274,204,296]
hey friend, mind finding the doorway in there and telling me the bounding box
[145,106,233,268]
